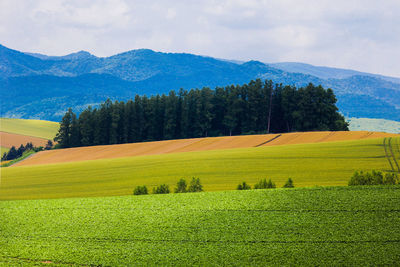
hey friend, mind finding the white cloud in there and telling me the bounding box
[0,0,400,77]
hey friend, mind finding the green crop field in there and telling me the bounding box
[0,146,9,155]
[1,137,399,200]
[0,118,59,139]
[1,186,400,265]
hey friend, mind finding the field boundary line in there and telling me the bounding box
[383,138,395,172]
[6,152,38,167]
[255,134,282,147]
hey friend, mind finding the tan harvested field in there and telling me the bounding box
[14,131,399,167]
[0,131,49,149]
[264,131,393,146]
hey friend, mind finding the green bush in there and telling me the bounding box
[175,178,187,193]
[254,178,276,189]
[349,170,398,186]
[383,172,399,185]
[133,185,148,195]
[153,184,170,194]
[283,178,294,188]
[188,177,203,192]
[237,181,251,190]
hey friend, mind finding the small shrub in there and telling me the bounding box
[153,184,170,194]
[254,178,276,189]
[254,179,267,189]
[237,181,251,190]
[133,185,148,195]
[188,177,203,192]
[175,178,187,193]
[283,178,294,188]
[266,179,276,188]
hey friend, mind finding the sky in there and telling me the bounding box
[1,0,400,77]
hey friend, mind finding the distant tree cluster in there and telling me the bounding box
[2,141,53,162]
[1,141,53,161]
[133,177,203,196]
[2,143,33,161]
[348,170,398,186]
[55,79,348,148]
[237,178,294,190]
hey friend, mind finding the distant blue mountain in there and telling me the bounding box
[270,62,400,84]
[0,44,399,121]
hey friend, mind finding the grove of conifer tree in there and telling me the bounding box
[54,79,348,148]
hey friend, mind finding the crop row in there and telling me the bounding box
[1,186,400,265]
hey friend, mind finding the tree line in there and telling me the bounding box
[54,79,348,148]
[1,141,52,161]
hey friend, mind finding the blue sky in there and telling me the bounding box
[1,0,399,77]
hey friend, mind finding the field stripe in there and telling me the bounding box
[316,131,336,142]
[254,134,282,147]
[361,132,374,139]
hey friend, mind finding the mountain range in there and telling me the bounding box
[1,43,399,122]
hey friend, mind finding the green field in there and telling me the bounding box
[1,186,400,265]
[0,146,9,155]
[1,137,399,200]
[0,118,59,139]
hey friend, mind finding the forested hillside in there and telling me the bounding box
[54,80,348,148]
[1,44,399,121]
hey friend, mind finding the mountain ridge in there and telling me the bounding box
[1,44,399,122]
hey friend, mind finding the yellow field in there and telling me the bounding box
[0,118,59,139]
[0,146,9,155]
[14,131,398,167]
[1,136,399,200]
[0,118,58,149]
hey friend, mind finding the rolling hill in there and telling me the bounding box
[1,44,399,121]
[0,118,59,149]
[13,131,397,167]
[2,133,399,200]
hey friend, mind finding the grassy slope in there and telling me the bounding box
[1,186,400,265]
[0,146,9,155]
[0,118,59,139]
[1,137,398,200]
[13,131,398,167]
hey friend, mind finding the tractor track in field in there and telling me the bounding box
[389,137,400,172]
[383,137,400,173]
[383,138,395,172]
[254,134,282,147]
[316,131,336,143]
[388,138,400,172]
